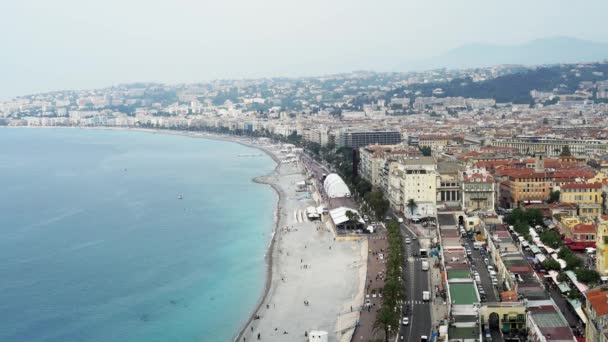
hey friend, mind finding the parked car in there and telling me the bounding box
[402,317,409,325]
[405,238,411,244]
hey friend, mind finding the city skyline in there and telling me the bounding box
[3,0,608,99]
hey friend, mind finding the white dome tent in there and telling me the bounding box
[323,173,351,198]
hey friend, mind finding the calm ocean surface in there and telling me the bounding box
[0,128,276,342]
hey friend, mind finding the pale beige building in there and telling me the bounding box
[387,156,438,217]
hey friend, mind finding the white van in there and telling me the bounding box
[422,260,429,271]
[422,291,430,301]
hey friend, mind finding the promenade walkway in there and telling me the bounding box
[352,230,389,341]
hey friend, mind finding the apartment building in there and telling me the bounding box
[462,168,495,213]
[560,182,603,218]
[418,134,464,151]
[358,144,421,187]
[585,286,608,342]
[492,135,608,157]
[437,161,463,208]
[387,156,437,217]
[337,129,401,148]
[597,216,608,276]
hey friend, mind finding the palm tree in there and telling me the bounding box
[373,306,398,342]
[345,210,354,222]
[406,198,417,217]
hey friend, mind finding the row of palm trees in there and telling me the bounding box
[372,220,406,341]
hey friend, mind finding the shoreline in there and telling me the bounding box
[4,126,365,342]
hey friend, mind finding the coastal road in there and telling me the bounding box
[399,224,432,342]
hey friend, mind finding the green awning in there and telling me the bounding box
[530,245,541,254]
[558,283,571,293]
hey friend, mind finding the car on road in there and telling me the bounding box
[405,238,411,244]
[412,235,417,240]
[398,218,404,223]
[420,335,428,342]
[422,291,430,301]
[485,329,492,341]
[421,260,429,271]
[402,316,409,325]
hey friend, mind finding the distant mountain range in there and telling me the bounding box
[406,37,608,71]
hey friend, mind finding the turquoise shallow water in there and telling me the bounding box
[0,128,276,342]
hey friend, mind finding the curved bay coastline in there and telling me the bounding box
[4,126,366,342]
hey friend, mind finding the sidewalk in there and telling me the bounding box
[430,261,449,336]
[351,230,389,341]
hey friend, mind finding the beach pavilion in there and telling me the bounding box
[323,173,351,198]
[328,207,365,230]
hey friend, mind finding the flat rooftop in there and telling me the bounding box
[450,283,478,305]
[448,269,471,280]
[448,326,479,340]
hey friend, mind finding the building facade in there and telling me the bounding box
[387,157,437,217]
[338,129,402,148]
[560,182,603,218]
[462,168,495,212]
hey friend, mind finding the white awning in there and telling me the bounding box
[575,307,587,324]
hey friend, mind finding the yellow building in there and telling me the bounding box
[559,216,581,229]
[597,216,608,275]
[585,286,608,342]
[480,302,526,333]
[560,182,603,218]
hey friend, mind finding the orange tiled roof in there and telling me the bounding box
[586,287,608,316]
[572,223,596,234]
[561,182,602,189]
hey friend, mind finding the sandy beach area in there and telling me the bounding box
[230,145,367,342]
[7,126,368,342]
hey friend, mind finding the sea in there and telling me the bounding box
[0,128,276,342]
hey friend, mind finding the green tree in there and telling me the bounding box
[542,258,561,271]
[345,210,359,223]
[575,269,601,285]
[568,289,582,300]
[524,209,544,227]
[560,145,572,157]
[548,190,561,203]
[557,272,569,283]
[540,230,562,249]
[514,221,530,240]
[419,146,432,156]
[505,208,525,224]
[406,198,418,216]
[365,191,390,220]
[373,306,398,342]
[558,247,573,259]
[355,178,373,196]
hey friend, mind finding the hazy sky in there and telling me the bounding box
[2,0,607,98]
